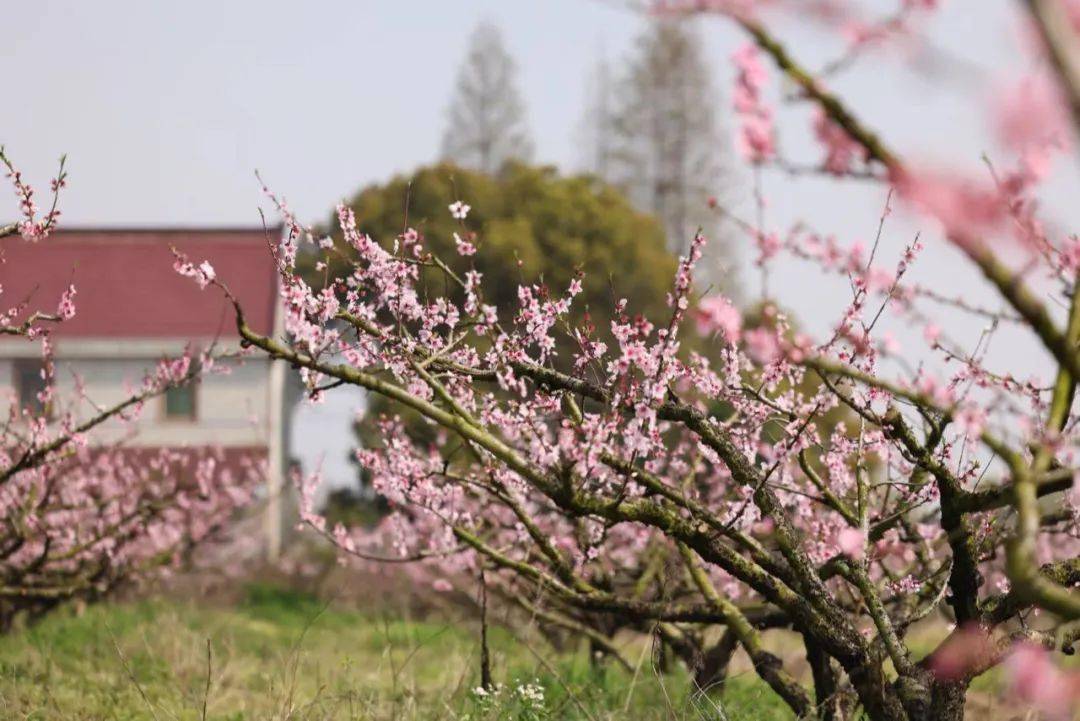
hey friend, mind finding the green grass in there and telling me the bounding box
[0,585,792,720]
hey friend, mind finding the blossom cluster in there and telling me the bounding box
[731,43,775,163]
[0,149,66,243]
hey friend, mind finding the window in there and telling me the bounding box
[164,384,197,421]
[14,359,48,416]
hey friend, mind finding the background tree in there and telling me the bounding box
[315,162,677,327]
[598,19,728,261]
[577,54,616,181]
[307,160,682,470]
[440,22,533,175]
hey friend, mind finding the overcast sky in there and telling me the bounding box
[7,1,1077,487]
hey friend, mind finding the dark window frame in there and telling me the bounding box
[13,358,50,418]
[161,382,198,422]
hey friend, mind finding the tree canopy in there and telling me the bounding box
[313,162,682,334]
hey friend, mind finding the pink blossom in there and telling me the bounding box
[880,331,900,354]
[813,108,864,175]
[893,168,1006,245]
[737,114,777,164]
[56,284,76,320]
[994,76,1069,190]
[923,323,941,345]
[172,251,218,289]
[840,20,887,47]
[454,232,476,256]
[1004,643,1080,718]
[996,77,1068,159]
[1066,0,1080,34]
[913,371,956,407]
[837,527,866,560]
[752,517,775,536]
[744,326,781,364]
[695,295,742,342]
[449,201,471,220]
[1,149,65,242]
[731,43,776,164]
[954,404,986,441]
[755,231,781,265]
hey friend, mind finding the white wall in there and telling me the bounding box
[0,338,273,448]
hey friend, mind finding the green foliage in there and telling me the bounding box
[311,161,680,338]
[240,582,327,622]
[319,488,386,530]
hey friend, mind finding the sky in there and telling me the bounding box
[7,0,1079,487]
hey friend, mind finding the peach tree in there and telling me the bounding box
[184,2,1080,718]
[0,150,258,629]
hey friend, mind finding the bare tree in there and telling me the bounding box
[578,54,616,180]
[441,22,533,175]
[602,19,727,258]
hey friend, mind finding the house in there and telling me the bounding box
[0,228,289,560]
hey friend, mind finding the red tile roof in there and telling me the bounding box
[0,228,279,339]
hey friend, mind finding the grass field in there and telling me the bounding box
[0,584,793,720]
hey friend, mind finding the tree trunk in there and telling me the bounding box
[927,681,967,721]
[845,660,910,721]
[693,629,738,693]
[806,636,850,721]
